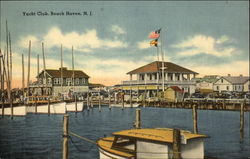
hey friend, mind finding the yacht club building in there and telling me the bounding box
[121,61,198,96]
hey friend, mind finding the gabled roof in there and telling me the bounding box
[127,61,198,74]
[168,86,183,93]
[194,76,220,83]
[38,67,90,78]
[220,76,249,84]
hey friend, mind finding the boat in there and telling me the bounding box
[110,103,140,108]
[26,96,66,114]
[0,105,27,116]
[97,128,208,159]
[65,101,84,112]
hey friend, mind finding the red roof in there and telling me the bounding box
[127,61,198,74]
[169,86,183,93]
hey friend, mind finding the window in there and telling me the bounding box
[75,78,79,85]
[39,78,43,84]
[226,86,229,90]
[82,78,86,84]
[66,78,72,85]
[221,79,223,83]
[47,78,52,84]
[54,78,60,84]
[217,86,219,90]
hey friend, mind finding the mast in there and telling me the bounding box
[9,31,13,118]
[22,54,25,100]
[160,28,165,92]
[6,21,10,102]
[71,46,75,95]
[1,48,8,116]
[0,50,4,116]
[42,42,47,95]
[27,41,31,97]
[61,44,63,93]
[37,54,39,78]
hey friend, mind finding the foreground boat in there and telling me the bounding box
[97,128,208,159]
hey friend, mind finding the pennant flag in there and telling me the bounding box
[148,28,161,39]
[155,28,161,34]
[150,39,158,47]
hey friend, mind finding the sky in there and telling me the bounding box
[0,1,249,88]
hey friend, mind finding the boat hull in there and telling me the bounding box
[99,148,134,159]
[0,106,27,116]
[110,103,140,108]
[26,102,66,114]
[65,102,84,112]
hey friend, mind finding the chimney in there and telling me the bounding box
[228,74,231,77]
[59,67,67,71]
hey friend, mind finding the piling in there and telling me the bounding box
[173,129,182,159]
[35,96,37,114]
[90,95,93,109]
[62,114,69,159]
[98,90,101,112]
[87,91,90,111]
[122,93,124,110]
[108,91,111,110]
[130,90,133,108]
[48,98,50,116]
[135,109,141,129]
[240,101,244,140]
[74,96,78,113]
[192,104,198,134]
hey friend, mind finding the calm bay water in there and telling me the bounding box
[0,107,249,159]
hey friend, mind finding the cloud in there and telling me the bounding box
[172,34,238,57]
[18,35,41,49]
[137,40,151,49]
[190,60,249,77]
[18,26,128,53]
[111,25,126,35]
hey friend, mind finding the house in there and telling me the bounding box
[164,86,184,102]
[194,75,220,93]
[213,74,249,92]
[243,79,250,92]
[30,67,90,96]
[121,61,198,97]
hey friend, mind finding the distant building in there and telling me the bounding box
[195,75,220,91]
[121,61,198,97]
[243,79,250,92]
[165,86,184,102]
[30,67,90,96]
[213,74,249,92]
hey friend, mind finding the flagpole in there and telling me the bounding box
[61,44,63,95]
[160,28,165,92]
[157,44,159,61]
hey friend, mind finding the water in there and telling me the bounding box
[0,107,249,159]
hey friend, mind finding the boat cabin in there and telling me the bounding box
[97,128,208,159]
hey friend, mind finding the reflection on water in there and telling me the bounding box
[0,107,249,159]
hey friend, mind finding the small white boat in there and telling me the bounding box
[97,128,208,159]
[65,102,84,112]
[0,106,27,116]
[26,102,66,114]
[110,103,140,108]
